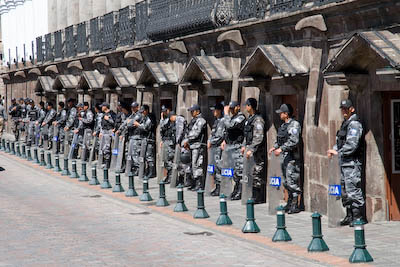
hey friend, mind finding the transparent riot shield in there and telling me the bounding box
[63,130,71,158]
[109,132,120,170]
[115,135,126,174]
[204,146,218,196]
[34,124,41,146]
[157,142,169,183]
[88,135,98,166]
[42,124,49,149]
[97,134,105,169]
[220,145,236,197]
[80,129,92,162]
[138,138,148,180]
[68,132,79,160]
[170,144,180,188]
[241,151,255,205]
[124,138,134,176]
[267,154,285,215]
[52,126,59,154]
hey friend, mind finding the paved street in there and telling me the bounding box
[1,145,399,266]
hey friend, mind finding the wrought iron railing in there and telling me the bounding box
[135,1,148,41]
[77,22,89,54]
[102,11,119,51]
[65,25,76,58]
[237,0,267,20]
[54,30,63,59]
[44,33,54,62]
[89,17,102,52]
[36,36,44,63]
[118,5,136,47]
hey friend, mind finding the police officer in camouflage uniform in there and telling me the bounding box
[64,99,78,151]
[114,102,130,132]
[36,101,47,147]
[183,104,207,191]
[53,102,67,154]
[0,101,7,138]
[269,104,302,214]
[18,98,27,140]
[8,98,21,141]
[160,106,175,183]
[328,99,365,226]
[222,101,246,200]
[98,103,116,168]
[26,99,39,146]
[42,102,56,150]
[75,102,94,161]
[242,98,265,204]
[208,103,225,196]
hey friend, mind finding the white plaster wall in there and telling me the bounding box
[106,0,121,13]
[92,0,106,18]
[56,0,67,30]
[67,0,79,27]
[79,0,93,23]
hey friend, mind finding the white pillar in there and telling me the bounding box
[7,0,17,64]
[56,0,67,30]
[23,0,34,60]
[14,0,24,63]
[79,0,93,23]
[47,0,57,33]
[0,1,9,65]
[120,0,136,8]
[67,0,79,26]
[106,0,121,13]
[92,0,106,18]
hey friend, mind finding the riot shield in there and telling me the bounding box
[68,132,79,160]
[124,138,133,176]
[267,154,285,215]
[138,138,148,180]
[63,130,71,158]
[34,124,40,146]
[42,124,49,150]
[157,142,169,183]
[52,126,59,154]
[220,145,236,197]
[241,151,256,205]
[170,144,180,188]
[88,136,98,165]
[115,135,126,173]
[80,129,92,162]
[110,132,120,170]
[97,134,105,169]
[204,146,218,196]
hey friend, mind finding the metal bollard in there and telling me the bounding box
[33,147,40,164]
[78,162,89,182]
[125,172,138,197]
[16,143,21,157]
[21,143,27,159]
[100,168,112,189]
[156,181,169,207]
[242,199,260,233]
[5,140,11,153]
[27,147,33,161]
[272,206,292,242]
[70,160,80,178]
[54,155,62,172]
[216,194,232,225]
[140,178,153,201]
[11,142,16,155]
[349,219,373,263]
[194,189,209,219]
[45,152,54,169]
[2,139,5,151]
[173,184,188,212]
[39,150,46,166]
[89,165,100,185]
[112,172,125,192]
[308,212,329,252]
[61,158,71,176]
[0,138,3,150]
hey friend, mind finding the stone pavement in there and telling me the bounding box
[1,139,399,266]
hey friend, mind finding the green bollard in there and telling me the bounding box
[308,212,329,252]
[11,142,16,155]
[216,194,233,225]
[54,155,62,172]
[242,199,260,233]
[61,158,71,176]
[70,160,80,178]
[39,150,46,166]
[0,138,3,150]
[156,181,169,207]
[349,219,373,263]
[5,140,10,153]
[173,184,188,212]
[100,168,112,189]
[112,172,125,192]
[21,143,26,158]
[33,147,40,164]
[272,206,292,242]
[194,189,209,219]
[16,143,21,157]
[140,179,153,201]
[45,152,54,169]
[78,162,89,182]
[27,147,33,161]
[89,165,100,185]
[2,139,5,151]
[125,172,138,197]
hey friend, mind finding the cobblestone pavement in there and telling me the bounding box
[1,139,399,266]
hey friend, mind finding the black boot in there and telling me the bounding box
[188,176,196,191]
[147,162,156,179]
[211,183,220,196]
[350,207,362,227]
[283,194,293,213]
[340,206,353,226]
[193,179,202,191]
[252,187,263,204]
[230,182,239,200]
[288,195,301,214]
[184,175,192,188]
[231,182,242,201]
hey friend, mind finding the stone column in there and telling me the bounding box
[92,0,106,18]
[79,0,93,23]
[47,0,57,32]
[106,0,121,13]
[67,0,80,27]
[56,0,67,30]
[24,0,34,60]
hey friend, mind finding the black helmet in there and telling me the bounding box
[180,149,191,164]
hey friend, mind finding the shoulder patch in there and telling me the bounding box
[349,128,358,136]
[290,128,298,135]
[256,124,263,131]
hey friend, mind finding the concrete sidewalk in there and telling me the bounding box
[1,139,399,266]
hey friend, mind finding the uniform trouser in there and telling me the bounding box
[0,118,4,138]
[80,129,92,161]
[145,141,156,177]
[127,137,142,174]
[163,140,175,178]
[191,146,206,181]
[340,163,365,208]
[231,144,244,183]
[11,119,20,140]
[27,121,36,145]
[281,154,302,196]
[99,130,113,167]
[251,150,265,189]
[213,146,223,183]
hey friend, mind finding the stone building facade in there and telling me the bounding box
[1,0,400,222]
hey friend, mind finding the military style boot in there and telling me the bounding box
[340,206,353,226]
[231,183,242,200]
[283,194,293,213]
[193,178,202,191]
[147,162,157,179]
[350,207,362,227]
[211,183,220,196]
[288,194,301,214]
[252,187,263,204]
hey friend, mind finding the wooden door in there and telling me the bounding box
[384,92,400,220]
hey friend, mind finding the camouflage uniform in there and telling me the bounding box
[26,105,39,146]
[208,116,225,185]
[77,109,94,161]
[65,106,78,149]
[119,111,142,175]
[8,102,21,141]
[55,108,67,153]
[99,110,116,168]
[0,103,7,138]
[36,107,47,146]
[335,114,365,212]
[42,107,56,149]
[160,116,176,181]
